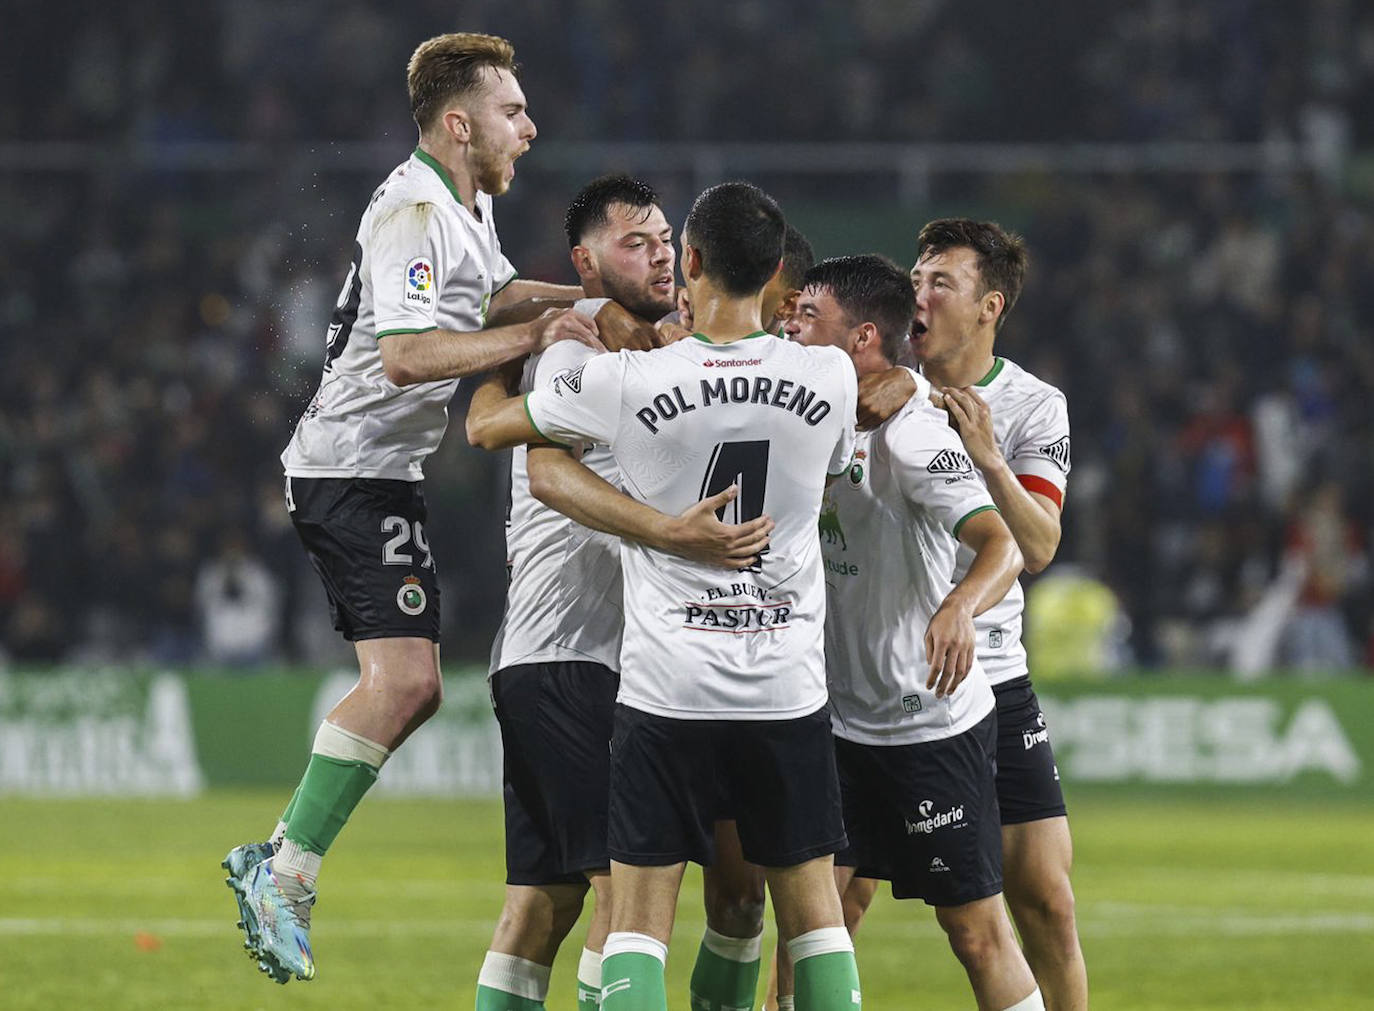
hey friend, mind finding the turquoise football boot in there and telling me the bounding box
[223,842,275,958]
[238,857,316,983]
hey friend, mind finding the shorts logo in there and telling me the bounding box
[929,856,950,873]
[1023,721,1051,751]
[396,575,427,616]
[927,449,973,475]
[905,802,966,835]
[988,628,1003,649]
[555,365,585,396]
[405,257,435,309]
[1038,435,1071,473]
[902,694,923,713]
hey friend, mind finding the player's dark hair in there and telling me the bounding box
[915,218,1029,332]
[407,33,519,133]
[564,175,660,248]
[778,224,816,291]
[803,255,916,365]
[683,182,785,298]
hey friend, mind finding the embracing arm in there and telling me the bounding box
[923,510,1023,699]
[527,447,773,570]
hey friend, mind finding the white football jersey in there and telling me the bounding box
[946,357,1070,685]
[489,340,624,674]
[823,394,999,746]
[282,148,517,480]
[527,332,857,721]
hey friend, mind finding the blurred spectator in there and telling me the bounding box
[194,532,282,667]
[1279,482,1368,670]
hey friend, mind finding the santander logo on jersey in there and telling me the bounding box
[703,358,763,367]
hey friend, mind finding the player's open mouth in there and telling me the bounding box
[910,320,928,340]
[651,276,673,292]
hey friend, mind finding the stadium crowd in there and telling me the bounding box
[1,0,1371,669]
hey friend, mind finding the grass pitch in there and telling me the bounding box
[1,791,1370,1009]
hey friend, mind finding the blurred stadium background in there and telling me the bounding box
[2,1,1372,1008]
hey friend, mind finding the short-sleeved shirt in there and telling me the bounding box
[489,340,624,673]
[823,393,998,746]
[946,357,1071,684]
[282,148,518,481]
[526,332,857,722]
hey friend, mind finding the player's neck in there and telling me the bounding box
[923,344,997,389]
[416,138,480,213]
[690,288,768,343]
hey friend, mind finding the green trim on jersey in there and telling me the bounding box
[952,503,1000,540]
[974,357,1005,387]
[691,331,769,344]
[492,272,519,295]
[523,393,572,450]
[376,326,439,339]
[413,147,463,205]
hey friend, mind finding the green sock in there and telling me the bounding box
[689,927,761,1010]
[475,985,544,1010]
[280,787,299,825]
[476,952,550,1010]
[282,754,379,855]
[789,928,861,1010]
[601,933,668,1011]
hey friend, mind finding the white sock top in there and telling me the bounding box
[1000,988,1046,1011]
[702,925,763,963]
[603,931,668,965]
[478,951,552,1001]
[577,947,603,987]
[786,926,854,963]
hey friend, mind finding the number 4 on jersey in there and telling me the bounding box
[699,440,770,524]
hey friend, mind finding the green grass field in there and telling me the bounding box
[2,791,1371,1009]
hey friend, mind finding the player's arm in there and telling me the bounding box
[941,386,1062,573]
[488,278,584,314]
[925,509,1023,698]
[527,447,772,570]
[465,374,543,450]
[380,308,600,386]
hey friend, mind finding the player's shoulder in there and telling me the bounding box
[987,356,1067,408]
[369,153,456,226]
[882,394,961,454]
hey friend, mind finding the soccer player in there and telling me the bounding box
[220,32,618,985]
[847,220,1085,1010]
[783,253,1042,1011]
[470,182,863,1011]
[465,174,773,1011]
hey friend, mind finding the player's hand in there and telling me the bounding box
[924,601,976,699]
[939,386,1000,471]
[856,367,919,430]
[593,300,661,352]
[530,307,606,354]
[664,485,774,570]
[657,319,693,344]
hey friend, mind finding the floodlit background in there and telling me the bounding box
[1,3,1372,1009]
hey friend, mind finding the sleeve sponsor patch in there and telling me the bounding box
[927,448,973,475]
[404,257,435,310]
[554,364,585,396]
[1037,435,1071,473]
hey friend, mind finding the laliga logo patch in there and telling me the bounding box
[405,257,435,309]
[397,575,427,616]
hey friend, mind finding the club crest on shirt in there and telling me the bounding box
[405,257,435,309]
[396,575,427,615]
[1038,435,1071,473]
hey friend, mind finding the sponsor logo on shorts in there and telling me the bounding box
[929,856,949,873]
[902,694,923,713]
[906,801,966,835]
[988,627,1003,649]
[405,257,435,309]
[1023,712,1050,750]
[396,575,427,616]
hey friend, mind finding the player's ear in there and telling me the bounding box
[979,289,1004,328]
[855,321,880,353]
[570,245,596,282]
[682,243,703,280]
[442,107,472,143]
